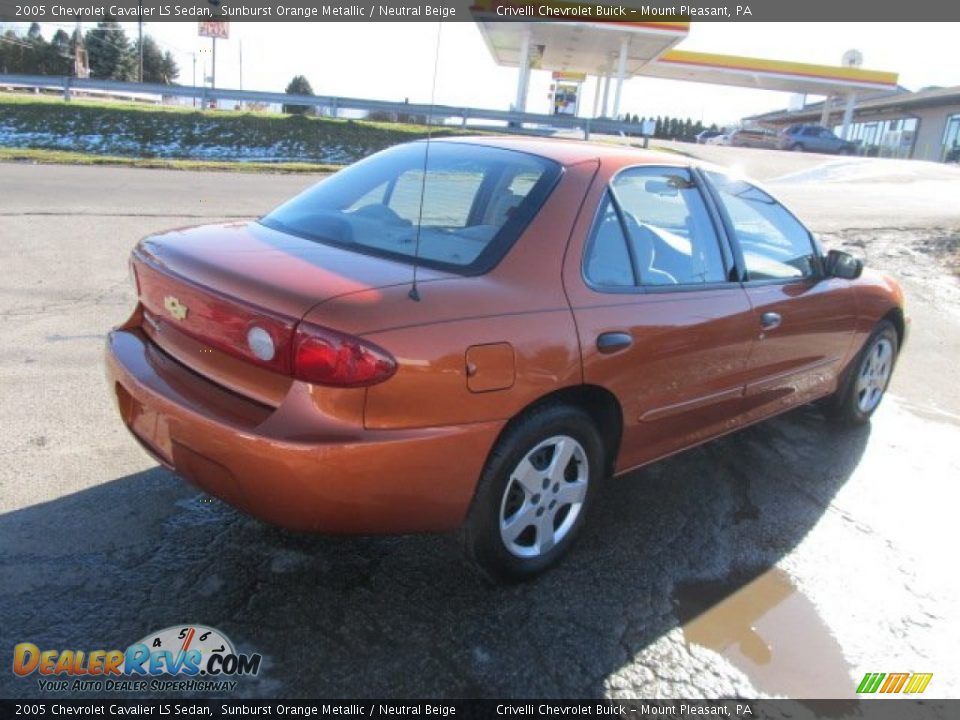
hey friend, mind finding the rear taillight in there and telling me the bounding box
[292,323,397,388]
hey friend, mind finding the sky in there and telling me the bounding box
[20,21,960,126]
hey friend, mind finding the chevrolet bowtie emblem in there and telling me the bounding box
[163,295,189,321]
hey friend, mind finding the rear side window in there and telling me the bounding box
[583,194,635,288]
[705,171,817,281]
[611,167,728,286]
[261,142,561,275]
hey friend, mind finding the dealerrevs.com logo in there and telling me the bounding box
[13,625,262,693]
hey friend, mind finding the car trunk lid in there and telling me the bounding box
[132,221,446,404]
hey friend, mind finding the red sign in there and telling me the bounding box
[198,22,230,39]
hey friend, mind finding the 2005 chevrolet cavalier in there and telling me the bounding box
[106,137,906,580]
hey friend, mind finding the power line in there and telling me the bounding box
[0,36,38,50]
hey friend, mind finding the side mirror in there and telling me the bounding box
[825,249,863,280]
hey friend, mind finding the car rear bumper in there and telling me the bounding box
[105,327,502,534]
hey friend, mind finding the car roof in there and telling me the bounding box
[429,134,690,170]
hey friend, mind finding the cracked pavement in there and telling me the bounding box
[0,159,958,700]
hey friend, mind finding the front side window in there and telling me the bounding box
[706,172,818,281]
[611,167,728,286]
[261,142,561,274]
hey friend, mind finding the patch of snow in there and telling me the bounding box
[771,157,960,185]
[0,125,361,164]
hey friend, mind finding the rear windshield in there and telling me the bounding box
[260,142,562,275]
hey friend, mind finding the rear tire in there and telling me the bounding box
[790,143,805,152]
[462,403,604,582]
[820,320,899,426]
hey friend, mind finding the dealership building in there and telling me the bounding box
[744,86,960,162]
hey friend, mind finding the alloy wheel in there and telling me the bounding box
[855,337,893,413]
[498,435,588,558]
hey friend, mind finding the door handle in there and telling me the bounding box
[760,312,782,330]
[597,331,633,354]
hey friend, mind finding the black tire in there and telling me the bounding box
[820,320,899,426]
[790,143,805,152]
[462,403,604,582]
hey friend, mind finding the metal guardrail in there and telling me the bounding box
[0,73,649,140]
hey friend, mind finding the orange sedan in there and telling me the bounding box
[105,137,906,580]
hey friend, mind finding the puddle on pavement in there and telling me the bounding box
[672,567,854,699]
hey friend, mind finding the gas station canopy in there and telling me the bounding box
[472,14,899,136]
[477,21,689,77]
[648,49,899,95]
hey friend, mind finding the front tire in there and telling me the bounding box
[462,403,604,582]
[821,320,899,425]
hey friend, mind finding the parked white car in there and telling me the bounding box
[706,133,731,146]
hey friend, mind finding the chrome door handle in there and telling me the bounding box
[597,332,633,354]
[761,312,782,330]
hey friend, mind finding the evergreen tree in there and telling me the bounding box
[86,21,136,81]
[0,25,73,75]
[0,29,28,74]
[283,75,315,115]
[40,28,73,76]
[136,35,179,83]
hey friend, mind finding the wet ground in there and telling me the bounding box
[1,156,958,700]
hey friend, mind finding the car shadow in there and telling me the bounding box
[0,405,870,699]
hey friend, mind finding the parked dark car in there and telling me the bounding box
[778,124,857,154]
[729,127,779,149]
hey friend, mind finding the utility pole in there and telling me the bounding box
[238,39,243,111]
[191,52,197,108]
[73,21,89,79]
[137,2,143,82]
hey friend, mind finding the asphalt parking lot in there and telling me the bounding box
[1,150,959,700]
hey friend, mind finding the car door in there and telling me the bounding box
[564,164,758,472]
[702,171,859,421]
[813,127,835,152]
[802,126,825,152]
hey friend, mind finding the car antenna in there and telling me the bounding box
[409,22,443,302]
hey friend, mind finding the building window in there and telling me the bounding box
[942,114,960,162]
